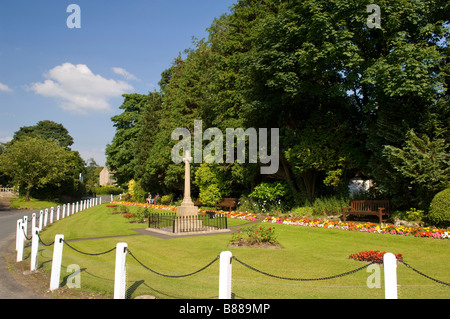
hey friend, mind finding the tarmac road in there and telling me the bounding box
[0,198,44,299]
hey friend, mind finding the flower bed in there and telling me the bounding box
[111,201,177,211]
[263,216,450,240]
[109,201,449,240]
[349,250,403,264]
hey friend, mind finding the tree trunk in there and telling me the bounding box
[280,153,301,206]
[301,170,317,205]
[25,188,31,201]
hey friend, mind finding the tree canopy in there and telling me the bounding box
[106,0,449,211]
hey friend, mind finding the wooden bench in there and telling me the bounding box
[342,200,391,224]
[215,198,238,212]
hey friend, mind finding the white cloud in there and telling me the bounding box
[31,63,134,114]
[0,82,13,92]
[112,67,139,81]
[0,136,12,143]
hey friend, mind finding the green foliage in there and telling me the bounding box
[231,225,278,246]
[428,189,450,227]
[249,182,291,213]
[0,136,80,201]
[160,194,174,205]
[384,129,449,208]
[310,196,350,217]
[104,0,449,211]
[194,163,231,206]
[95,185,123,195]
[106,94,150,186]
[126,179,146,203]
[11,120,74,149]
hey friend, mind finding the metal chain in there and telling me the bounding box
[21,227,31,241]
[399,260,450,287]
[127,248,219,278]
[62,239,116,256]
[37,233,55,246]
[232,256,376,281]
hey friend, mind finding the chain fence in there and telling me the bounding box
[22,230,450,298]
[232,256,376,281]
[399,260,450,287]
[127,248,219,278]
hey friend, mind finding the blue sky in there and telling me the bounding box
[0,0,236,166]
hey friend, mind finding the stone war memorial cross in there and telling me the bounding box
[176,149,199,218]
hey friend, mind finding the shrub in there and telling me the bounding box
[96,185,122,195]
[160,194,174,205]
[230,225,278,246]
[249,182,291,213]
[289,206,314,217]
[428,189,450,227]
[236,196,256,214]
[311,196,349,216]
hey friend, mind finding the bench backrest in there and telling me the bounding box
[350,200,390,212]
[219,198,237,206]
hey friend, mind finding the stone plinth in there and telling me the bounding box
[176,206,199,217]
[174,216,203,233]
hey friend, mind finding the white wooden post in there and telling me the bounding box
[383,252,398,299]
[16,219,21,251]
[44,209,48,227]
[16,220,24,262]
[95,197,98,206]
[76,201,79,213]
[100,197,102,205]
[219,251,233,299]
[72,202,75,215]
[62,204,66,218]
[16,219,22,251]
[23,216,28,237]
[49,235,64,291]
[31,213,36,235]
[111,194,113,202]
[56,206,60,221]
[68,203,71,216]
[50,207,54,224]
[114,243,128,299]
[39,210,43,230]
[30,228,39,271]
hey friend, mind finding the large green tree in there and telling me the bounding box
[0,136,80,201]
[105,94,149,186]
[11,120,74,149]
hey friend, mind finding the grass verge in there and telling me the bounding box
[27,204,450,299]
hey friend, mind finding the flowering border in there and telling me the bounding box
[263,216,450,239]
[110,201,449,240]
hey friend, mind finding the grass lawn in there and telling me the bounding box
[10,197,61,210]
[31,204,450,299]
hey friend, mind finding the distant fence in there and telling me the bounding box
[148,212,228,233]
[0,187,18,196]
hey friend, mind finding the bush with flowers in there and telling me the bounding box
[230,225,280,248]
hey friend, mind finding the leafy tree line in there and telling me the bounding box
[0,120,103,201]
[106,0,449,214]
